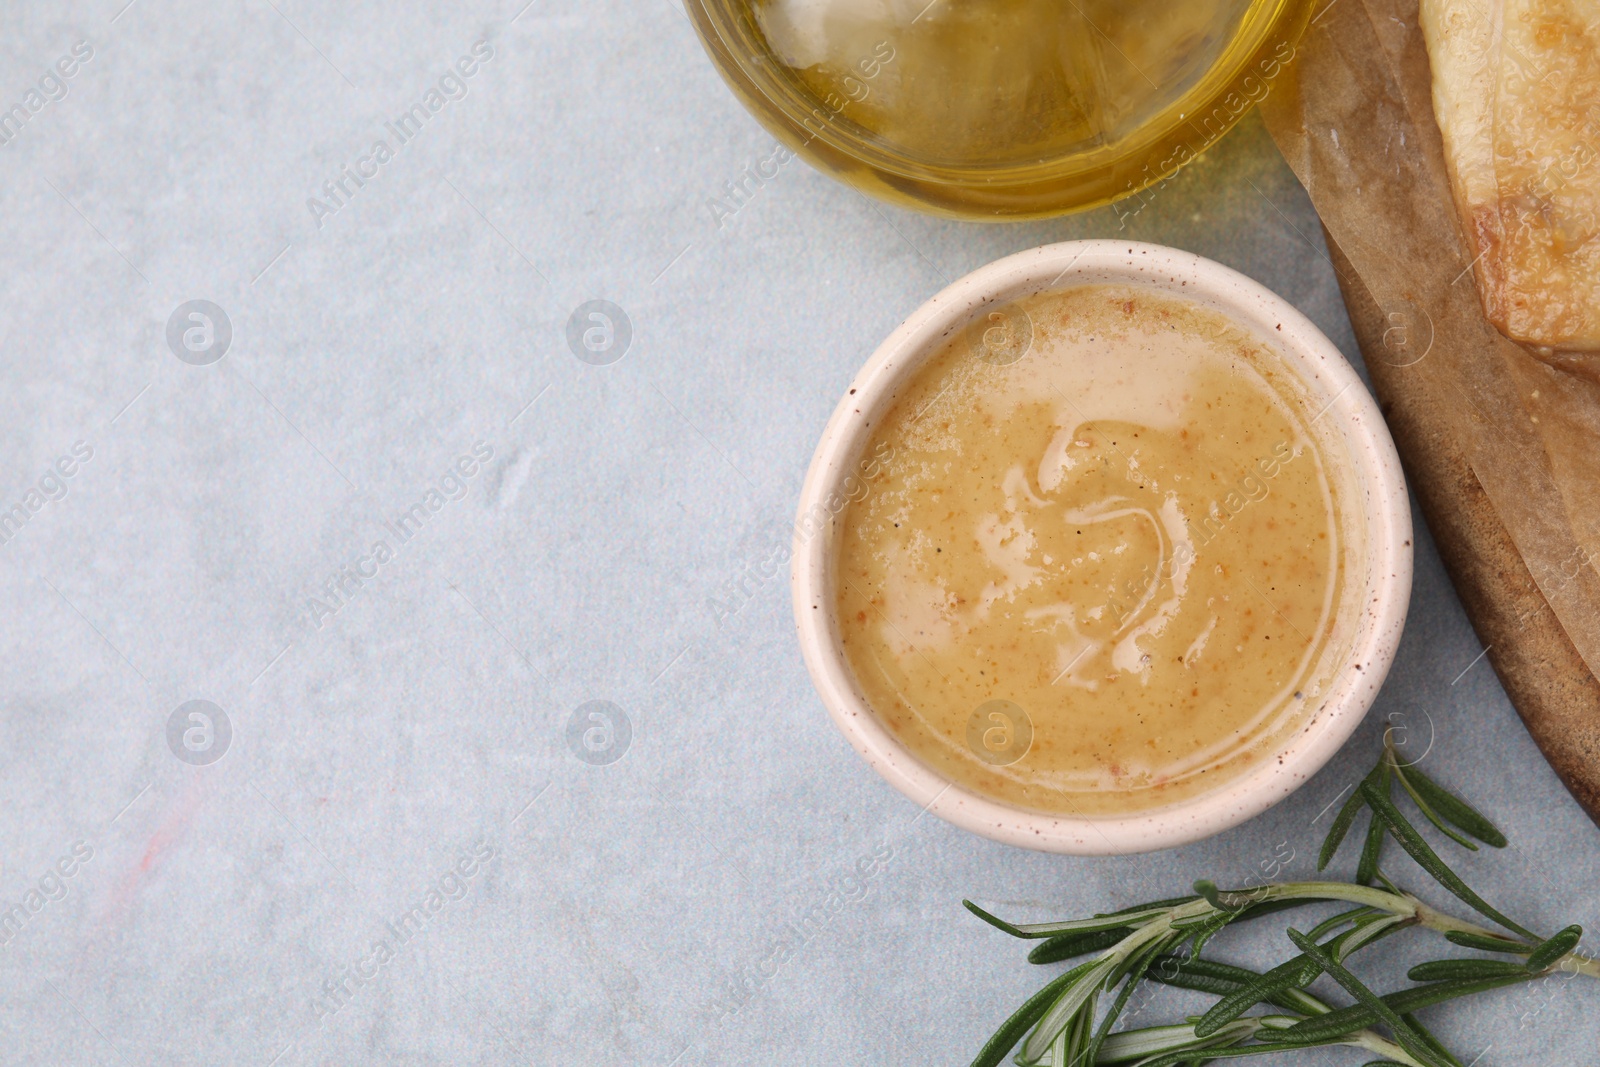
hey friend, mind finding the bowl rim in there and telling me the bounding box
[790,240,1413,855]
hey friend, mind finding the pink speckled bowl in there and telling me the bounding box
[791,240,1412,854]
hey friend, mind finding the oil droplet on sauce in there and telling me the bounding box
[835,285,1361,816]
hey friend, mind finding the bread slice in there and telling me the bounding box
[1419,0,1600,349]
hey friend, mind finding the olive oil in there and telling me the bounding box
[687,0,1309,218]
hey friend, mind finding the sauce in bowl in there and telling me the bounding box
[833,284,1362,815]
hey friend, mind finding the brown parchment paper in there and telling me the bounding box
[1257,0,1600,821]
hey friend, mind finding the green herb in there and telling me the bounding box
[964,737,1597,1066]
[1527,925,1585,972]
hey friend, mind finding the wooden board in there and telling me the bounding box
[1253,0,1600,830]
[1329,233,1600,822]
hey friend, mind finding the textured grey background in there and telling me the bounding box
[0,2,1596,1064]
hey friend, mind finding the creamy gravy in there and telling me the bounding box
[834,284,1359,815]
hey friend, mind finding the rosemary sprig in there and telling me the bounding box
[964,738,1598,1066]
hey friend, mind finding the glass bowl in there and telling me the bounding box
[685,0,1311,220]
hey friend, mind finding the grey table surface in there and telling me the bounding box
[1,3,1597,1065]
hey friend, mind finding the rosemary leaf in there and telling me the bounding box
[1192,950,1321,1037]
[1096,1023,1212,1063]
[1408,959,1528,982]
[1193,920,1402,1037]
[1443,930,1533,954]
[1400,763,1507,848]
[1062,988,1096,1067]
[1384,974,1532,1012]
[967,960,1097,1067]
[1107,934,1178,990]
[1144,955,1255,998]
[1022,956,1117,1062]
[963,900,1166,940]
[1170,898,1313,936]
[1145,955,1327,1016]
[1029,928,1135,965]
[1337,914,1408,960]
[1097,895,1202,917]
[1049,1011,1070,1067]
[1086,979,1142,1063]
[1194,879,1240,913]
[1356,810,1386,886]
[1306,906,1377,943]
[1276,974,1530,1042]
[1184,914,1233,961]
[1123,1036,1312,1067]
[1235,898,1323,924]
[1360,759,1395,882]
[1527,925,1584,972]
[1097,1019,1261,1064]
[1321,763,1387,870]
[1404,1012,1466,1067]
[1287,928,1455,1067]
[1358,781,1537,941]
[1320,788,1367,870]
[1393,763,1478,851]
[1086,938,1173,1066]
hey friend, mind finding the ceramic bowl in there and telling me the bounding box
[791,240,1413,854]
